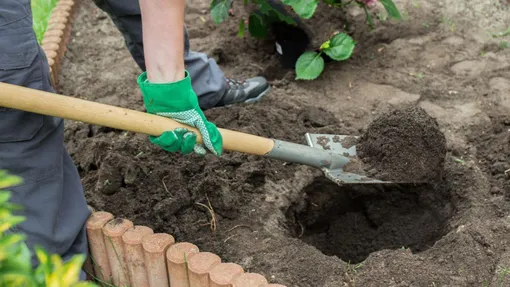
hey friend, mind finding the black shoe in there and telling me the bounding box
[216,77,270,107]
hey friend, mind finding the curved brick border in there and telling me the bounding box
[40,0,81,90]
[85,208,288,287]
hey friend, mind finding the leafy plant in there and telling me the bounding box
[32,0,59,43]
[209,0,403,80]
[296,32,355,80]
[0,170,97,287]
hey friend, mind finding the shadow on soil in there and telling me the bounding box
[285,177,454,264]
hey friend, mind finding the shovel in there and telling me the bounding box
[0,82,388,185]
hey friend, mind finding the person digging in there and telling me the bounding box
[0,0,268,280]
[91,0,271,110]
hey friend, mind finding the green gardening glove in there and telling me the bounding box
[137,70,223,156]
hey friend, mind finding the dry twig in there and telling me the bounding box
[226,225,253,233]
[162,175,170,194]
[224,234,237,243]
[195,195,217,232]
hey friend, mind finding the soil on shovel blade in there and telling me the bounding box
[58,0,510,286]
[356,106,447,182]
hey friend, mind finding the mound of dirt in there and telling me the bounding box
[357,106,447,182]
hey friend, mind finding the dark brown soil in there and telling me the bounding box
[57,0,510,286]
[357,106,447,182]
[285,175,452,264]
[468,114,510,197]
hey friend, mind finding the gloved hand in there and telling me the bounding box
[137,70,223,156]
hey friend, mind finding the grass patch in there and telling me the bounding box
[32,0,59,43]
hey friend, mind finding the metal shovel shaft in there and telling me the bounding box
[264,138,387,184]
[265,140,350,170]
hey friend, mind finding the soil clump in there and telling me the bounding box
[357,106,447,182]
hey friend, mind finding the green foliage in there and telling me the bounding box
[295,51,324,80]
[208,0,403,80]
[295,32,355,79]
[378,0,401,20]
[322,33,356,61]
[248,13,267,38]
[253,0,296,25]
[281,0,318,19]
[0,170,98,287]
[31,0,59,44]
[237,19,246,37]
[210,0,231,24]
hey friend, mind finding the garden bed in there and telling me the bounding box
[56,0,510,286]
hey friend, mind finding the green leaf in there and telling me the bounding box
[0,233,25,248]
[320,40,331,50]
[379,0,402,20]
[237,18,245,38]
[60,254,87,286]
[210,0,230,24]
[0,215,26,233]
[0,192,11,204]
[0,270,36,287]
[295,51,325,80]
[281,0,318,19]
[323,33,355,61]
[12,243,32,273]
[253,0,296,25]
[248,13,267,38]
[1,242,32,275]
[0,173,22,189]
[0,234,26,261]
[0,202,24,212]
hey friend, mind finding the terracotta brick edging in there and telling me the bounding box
[40,0,81,89]
[85,208,288,287]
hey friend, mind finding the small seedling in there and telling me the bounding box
[295,32,356,80]
[440,16,456,32]
[491,27,510,38]
[497,266,510,287]
[346,261,364,274]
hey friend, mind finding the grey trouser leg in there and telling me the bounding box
[91,0,228,109]
[0,0,90,276]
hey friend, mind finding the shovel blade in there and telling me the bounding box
[305,133,390,184]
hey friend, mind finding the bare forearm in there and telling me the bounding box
[139,0,186,83]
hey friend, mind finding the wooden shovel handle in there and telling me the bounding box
[0,83,275,156]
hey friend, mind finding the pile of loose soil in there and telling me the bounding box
[57,0,510,286]
[356,106,447,182]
